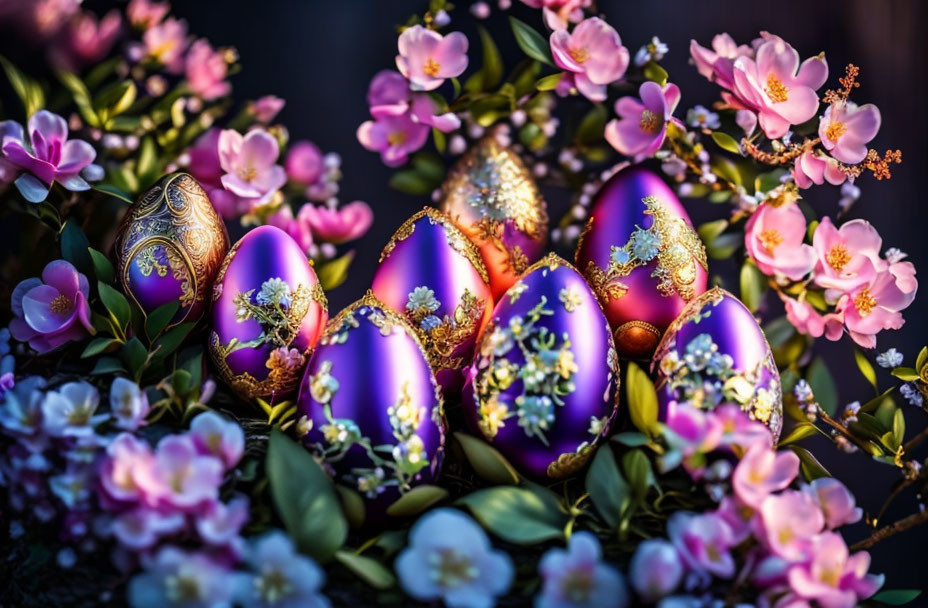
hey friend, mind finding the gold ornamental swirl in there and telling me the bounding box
[115,173,229,326]
[578,196,708,304]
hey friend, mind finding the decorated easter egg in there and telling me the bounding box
[115,173,229,327]
[209,225,327,400]
[464,254,619,479]
[575,166,708,359]
[297,291,445,515]
[651,287,783,439]
[372,207,493,387]
[441,136,549,300]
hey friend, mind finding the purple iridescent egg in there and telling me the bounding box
[575,166,708,359]
[209,225,327,400]
[115,173,229,327]
[372,207,493,390]
[297,291,445,518]
[463,254,619,479]
[651,288,783,439]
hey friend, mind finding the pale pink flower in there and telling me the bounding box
[520,0,591,30]
[185,39,230,101]
[732,444,799,508]
[396,25,468,91]
[787,532,883,607]
[367,69,410,107]
[142,17,188,73]
[285,141,324,185]
[629,539,683,601]
[811,218,881,293]
[50,9,122,70]
[111,507,185,551]
[250,95,285,123]
[196,495,249,545]
[744,202,816,280]
[99,433,155,504]
[819,102,881,165]
[755,490,824,561]
[299,200,373,244]
[664,403,724,466]
[140,435,224,510]
[188,411,244,470]
[736,109,758,136]
[109,377,150,432]
[549,17,629,102]
[218,128,287,207]
[668,512,736,579]
[714,403,774,451]
[367,70,461,132]
[802,478,862,530]
[357,112,430,167]
[126,0,169,30]
[792,151,846,189]
[780,294,845,341]
[690,33,754,92]
[837,268,916,349]
[716,495,755,545]
[187,128,223,189]
[729,36,828,139]
[605,81,681,159]
[9,260,93,353]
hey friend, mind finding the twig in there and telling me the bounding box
[850,509,928,551]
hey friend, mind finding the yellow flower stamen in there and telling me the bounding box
[825,120,847,142]
[49,294,73,315]
[826,244,851,272]
[236,166,257,182]
[423,57,441,77]
[640,110,662,134]
[765,74,789,103]
[568,46,590,64]
[854,287,877,316]
[758,229,784,252]
[387,131,407,146]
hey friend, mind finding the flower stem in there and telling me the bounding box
[850,509,928,551]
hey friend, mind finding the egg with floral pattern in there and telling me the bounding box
[115,173,229,328]
[297,291,445,516]
[463,254,619,479]
[651,287,783,439]
[209,225,327,400]
[441,136,549,300]
[372,207,493,390]
[575,166,708,359]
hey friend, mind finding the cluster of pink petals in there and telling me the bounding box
[549,17,629,102]
[396,25,468,91]
[520,0,591,30]
[217,127,287,210]
[9,260,93,354]
[49,9,122,71]
[605,81,682,160]
[744,201,816,280]
[141,16,188,73]
[267,200,373,254]
[792,151,846,189]
[249,95,286,124]
[185,39,230,101]
[126,0,169,31]
[665,403,772,477]
[819,102,881,165]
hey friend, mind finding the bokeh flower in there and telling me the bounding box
[629,539,683,602]
[667,512,736,579]
[188,411,244,470]
[50,9,122,70]
[141,17,188,73]
[126,0,169,30]
[41,381,103,438]
[141,434,224,510]
[732,444,799,508]
[802,478,862,530]
[396,25,468,91]
[520,0,591,30]
[185,39,231,101]
[536,531,629,608]
[250,95,285,124]
[9,260,93,353]
[297,201,373,244]
[128,546,235,608]
[605,81,681,159]
[110,377,150,431]
[549,17,629,102]
[285,141,324,185]
[357,112,430,167]
[755,490,824,561]
[787,532,883,607]
[237,531,330,608]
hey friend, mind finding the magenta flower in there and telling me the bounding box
[792,151,846,189]
[188,411,244,470]
[187,128,223,189]
[732,444,799,508]
[357,112,430,167]
[111,507,185,551]
[141,17,188,73]
[664,404,723,474]
[690,33,753,92]
[250,95,285,124]
[218,128,287,207]
[50,9,122,71]
[285,141,324,185]
[605,81,681,159]
[1,110,98,202]
[744,202,816,280]
[141,435,224,510]
[100,433,154,504]
[729,36,827,139]
[299,201,373,244]
[368,70,409,107]
[780,294,845,341]
[629,539,683,602]
[819,102,881,165]
[9,260,93,353]
[802,478,862,530]
[755,490,824,561]
[520,0,591,30]
[837,268,916,349]
[715,495,755,545]
[536,531,629,608]
[549,17,629,102]
[714,404,773,451]
[396,25,468,91]
[126,0,168,30]
[811,218,881,293]
[185,39,230,101]
[266,204,314,254]
[367,70,461,133]
[787,532,883,607]
[667,512,736,579]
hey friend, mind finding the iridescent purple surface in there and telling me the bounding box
[463,255,619,479]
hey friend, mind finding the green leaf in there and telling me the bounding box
[611,432,650,447]
[136,136,159,184]
[145,301,180,341]
[454,432,520,485]
[93,184,134,205]
[509,17,554,66]
[334,550,396,590]
[121,337,148,380]
[95,80,137,125]
[705,233,742,260]
[739,261,766,313]
[152,322,196,359]
[457,486,567,544]
[871,589,922,605]
[56,70,97,127]
[335,485,366,529]
[642,62,668,86]
[789,445,831,481]
[386,485,449,518]
[574,104,607,145]
[916,347,928,371]
[710,131,743,154]
[584,445,628,528]
[98,281,132,332]
[891,367,919,382]
[389,169,436,195]
[777,422,820,447]
[88,248,116,284]
[697,219,729,246]
[0,55,45,116]
[60,221,92,277]
[536,73,564,91]
[267,430,347,562]
[623,449,655,503]
[854,349,879,392]
[626,362,659,436]
[464,25,503,93]
[90,356,125,375]
[317,250,354,291]
[807,357,838,416]
[81,337,120,359]
[893,408,905,447]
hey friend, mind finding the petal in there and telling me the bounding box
[574,73,606,102]
[772,86,820,124]
[58,139,97,174]
[756,38,800,80]
[550,31,583,73]
[796,55,828,89]
[844,103,881,143]
[3,141,57,185]
[240,130,280,171]
[23,285,77,334]
[217,129,243,174]
[435,32,469,78]
[28,110,68,146]
[639,81,667,113]
[14,173,50,202]
[42,260,82,297]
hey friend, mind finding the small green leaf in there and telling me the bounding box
[789,445,831,481]
[457,486,567,545]
[916,347,928,371]
[535,73,564,91]
[710,131,743,155]
[454,432,520,485]
[891,367,920,382]
[136,136,159,184]
[0,55,45,116]
[386,485,449,518]
[56,70,97,127]
[626,362,659,436]
[623,449,655,503]
[574,104,607,145]
[854,349,879,392]
[739,261,766,313]
[81,337,119,358]
[88,248,116,284]
[464,25,503,93]
[317,250,354,291]
[121,337,148,380]
[335,485,366,529]
[152,322,195,359]
[145,301,180,341]
[807,357,838,416]
[93,184,134,205]
[90,356,125,375]
[334,550,396,590]
[61,221,92,277]
[98,281,132,332]
[389,170,436,195]
[584,445,628,528]
[893,408,905,447]
[642,62,668,86]
[776,422,820,447]
[871,589,922,605]
[611,432,650,447]
[509,17,554,66]
[697,219,729,246]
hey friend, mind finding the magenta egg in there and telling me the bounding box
[209,225,327,400]
[575,166,708,359]
[297,292,445,516]
[372,207,493,389]
[115,173,229,327]
[651,288,783,439]
[463,254,619,479]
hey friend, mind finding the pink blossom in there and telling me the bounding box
[111,507,185,551]
[629,539,683,601]
[802,478,862,530]
[1,110,97,201]
[819,102,881,165]
[837,268,916,349]
[668,512,736,579]
[549,17,629,102]
[141,17,188,73]
[185,39,230,101]
[250,95,285,124]
[367,70,461,133]
[787,532,883,607]
[218,128,287,207]
[140,435,224,510]
[357,112,430,167]
[196,495,249,545]
[367,69,409,107]
[716,495,755,545]
[728,36,828,139]
[126,0,169,30]
[715,403,774,451]
[744,202,816,280]
[780,294,845,341]
[520,0,591,30]
[99,433,155,504]
[792,151,846,189]
[396,25,468,91]
[690,34,754,92]
[732,444,799,508]
[187,129,223,189]
[188,411,244,470]
[299,200,373,244]
[285,141,324,185]
[265,204,314,254]
[9,260,93,354]
[755,490,824,561]
[605,81,681,159]
[50,10,122,71]
[664,403,723,466]
[736,109,758,136]
[811,218,881,293]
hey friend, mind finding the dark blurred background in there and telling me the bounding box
[3,0,928,596]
